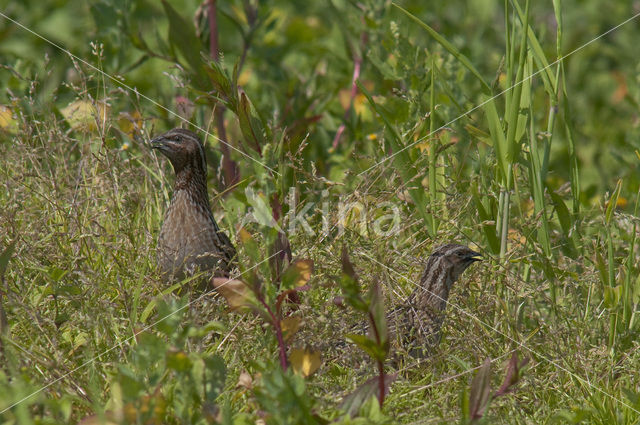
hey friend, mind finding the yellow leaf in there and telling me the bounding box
[415,140,430,152]
[289,348,321,377]
[238,227,253,243]
[211,277,250,310]
[0,105,19,133]
[281,315,302,341]
[61,99,109,132]
[290,259,313,287]
[237,69,252,86]
[117,110,142,139]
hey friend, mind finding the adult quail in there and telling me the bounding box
[388,243,481,358]
[151,128,237,282]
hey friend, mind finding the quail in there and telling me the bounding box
[388,243,481,358]
[151,128,237,283]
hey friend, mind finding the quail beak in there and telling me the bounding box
[466,250,482,263]
[150,136,168,151]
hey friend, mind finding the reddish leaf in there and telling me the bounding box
[469,358,492,420]
[494,352,529,397]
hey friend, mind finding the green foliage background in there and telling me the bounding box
[1,0,640,423]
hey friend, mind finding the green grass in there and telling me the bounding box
[1,0,640,423]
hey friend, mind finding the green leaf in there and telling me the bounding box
[357,81,434,236]
[346,334,387,362]
[548,186,573,239]
[238,228,261,263]
[603,285,622,309]
[471,183,500,253]
[238,91,266,151]
[594,245,609,287]
[392,3,490,93]
[340,374,396,418]
[47,266,68,283]
[206,59,233,102]
[166,348,192,372]
[161,0,208,89]
[204,355,227,402]
[340,248,368,312]
[484,96,509,181]
[0,240,16,279]
[512,0,557,95]
[605,179,622,225]
[368,282,388,349]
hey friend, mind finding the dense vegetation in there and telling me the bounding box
[1,0,640,423]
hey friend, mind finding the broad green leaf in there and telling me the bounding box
[471,183,500,253]
[346,334,387,362]
[161,0,208,89]
[206,59,233,102]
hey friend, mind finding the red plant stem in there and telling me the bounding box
[377,358,385,407]
[207,0,220,61]
[368,311,385,407]
[259,296,288,370]
[273,315,288,371]
[207,0,239,188]
[332,31,366,149]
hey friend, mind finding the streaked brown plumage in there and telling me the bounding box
[388,244,481,358]
[151,128,236,282]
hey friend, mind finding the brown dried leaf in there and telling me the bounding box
[212,277,250,310]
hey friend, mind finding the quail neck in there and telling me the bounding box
[151,128,236,281]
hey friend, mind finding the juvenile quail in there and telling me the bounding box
[151,128,237,282]
[388,243,481,358]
